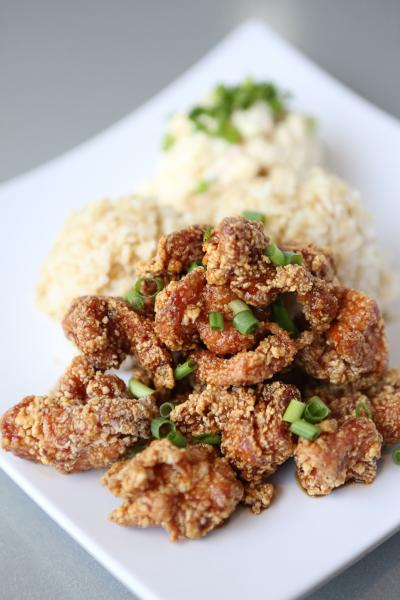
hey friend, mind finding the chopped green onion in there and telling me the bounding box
[174,359,197,381]
[290,419,321,441]
[125,288,145,310]
[151,417,175,439]
[162,133,175,151]
[194,179,211,194]
[159,402,175,418]
[209,312,224,331]
[192,433,221,445]
[283,251,303,265]
[265,243,286,266]
[242,210,265,223]
[283,399,306,423]
[355,402,372,419]
[203,226,213,244]
[392,447,400,465]
[303,396,331,424]
[128,378,155,398]
[187,260,204,273]
[228,299,250,315]
[167,429,187,448]
[233,311,260,335]
[134,276,164,298]
[271,300,298,335]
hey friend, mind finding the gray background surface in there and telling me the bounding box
[1,1,399,599]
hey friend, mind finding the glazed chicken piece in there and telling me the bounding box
[136,224,208,277]
[0,357,157,473]
[63,295,174,389]
[101,439,243,541]
[294,416,382,496]
[297,288,388,385]
[172,381,297,481]
[309,368,400,446]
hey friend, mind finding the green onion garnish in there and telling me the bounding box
[125,288,145,310]
[128,378,155,399]
[187,260,204,273]
[167,429,187,448]
[289,419,321,441]
[151,417,175,439]
[134,276,164,298]
[232,311,260,335]
[124,443,147,459]
[242,210,265,223]
[209,312,224,330]
[159,402,175,418]
[162,133,175,151]
[194,179,211,194]
[192,433,221,445]
[393,447,400,465]
[271,300,298,335]
[174,359,197,381]
[203,226,213,244]
[265,243,303,266]
[283,399,306,423]
[355,402,372,419]
[303,396,331,424]
[228,299,250,315]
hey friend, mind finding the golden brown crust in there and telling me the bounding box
[242,481,274,514]
[294,416,382,496]
[63,296,174,389]
[101,439,243,541]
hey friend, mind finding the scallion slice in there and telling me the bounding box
[128,378,155,398]
[393,447,400,465]
[228,299,250,315]
[303,396,331,424]
[125,288,145,310]
[355,401,372,419]
[233,311,260,335]
[174,359,197,381]
[151,417,175,439]
[192,433,221,445]
[167,429,187,448]
[265,243,286,266]
[283,399,306,423]
[289,419,321,441]
[284,251,303,265]
[203,226,213,244]
[134,276,164,298]
[159,402,175,418]
[209,311,224,330]
[242,210,265,223]
[187,260,204,273]
[271,300,298,336]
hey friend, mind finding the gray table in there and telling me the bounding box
[1,2,399,598]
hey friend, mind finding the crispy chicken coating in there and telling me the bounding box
[242,481,274,514]
[297,289,388,385]
[101,439,243,541]
[63,296,174,389]
[172,381,297,481]
[294,416,382,496]
[136,225,208,277]
[192,323,297,386]
[309,369,400,446]
[0,357,157,473]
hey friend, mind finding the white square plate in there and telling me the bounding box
[1,20,400,600]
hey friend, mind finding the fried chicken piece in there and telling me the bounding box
[0,357,157,473]
[101,439,243,541]
[242,481,274,514]
[63,296,174,389]
[294,416,382,496]
[192,323,297,386]
[310,369,400,446]
[136,225,208,277]
[283,243,339,284]
[297,289,388,385]
[172,381,297,481]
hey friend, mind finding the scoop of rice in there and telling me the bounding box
[35,196,184,320]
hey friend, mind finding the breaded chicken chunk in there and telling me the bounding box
[172,381,297,481]
[101,439,243,541]
[242,481,274,514]
[294,416,382,496]
[0,357,157,473]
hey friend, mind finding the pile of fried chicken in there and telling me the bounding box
[1,216,399,541]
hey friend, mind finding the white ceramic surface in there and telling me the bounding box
[1,20,400,600]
